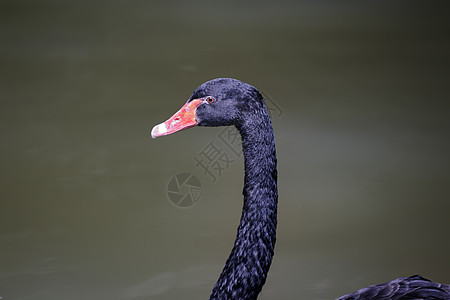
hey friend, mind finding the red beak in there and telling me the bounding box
[151,99,203,138]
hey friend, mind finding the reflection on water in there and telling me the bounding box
[1,1,449,299]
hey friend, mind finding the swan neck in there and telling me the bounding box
[209,108,278,300]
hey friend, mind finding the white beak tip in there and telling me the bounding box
[151,123,167,139]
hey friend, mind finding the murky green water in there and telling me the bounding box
[1,1,449,299]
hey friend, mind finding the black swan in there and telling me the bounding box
[151,78,450,299]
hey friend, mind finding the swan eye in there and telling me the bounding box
[206,96,215,104]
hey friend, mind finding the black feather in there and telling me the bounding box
[337,275,450,300]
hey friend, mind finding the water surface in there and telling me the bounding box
[1,1,449,299]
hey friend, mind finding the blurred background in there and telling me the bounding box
[1,1,449,299]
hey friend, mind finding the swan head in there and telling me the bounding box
[151,78,264,138]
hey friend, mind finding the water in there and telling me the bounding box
[1,1,449,299]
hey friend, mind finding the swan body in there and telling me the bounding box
[338,275,450,300]
[151,78,449,300]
